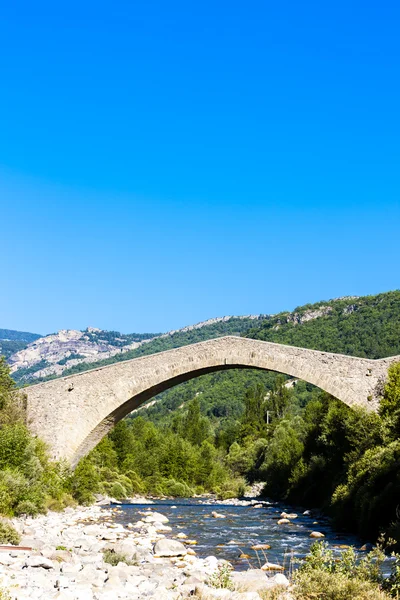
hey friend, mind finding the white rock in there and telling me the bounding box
[153,539,187,557]
[231,569,269,592]
[261,562,284,571]
[0,554,13,566]
[25,555,55,569]
[55,575,70,588]
[310,531,325,538]
[143,511,169,523]
[270,573,290,587]
[61,561,83,574]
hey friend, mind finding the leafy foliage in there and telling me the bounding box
[292,540,400,599]
[0,520,21,545]
[0,358,71,516]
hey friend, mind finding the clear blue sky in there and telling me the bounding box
[1,1,399,335]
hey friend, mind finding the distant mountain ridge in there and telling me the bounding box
[0,328,42,360]
[3,290,400,385]
[5,316,264,384]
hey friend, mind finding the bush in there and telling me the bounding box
[331,441,400,539]
[109,482,127,500]
[293,569,391,600]
[163,479,193,497]
[0,520,21,545]
[207,563,234,590]
[45,493,76,512]
[70,459,100,504]
[14,500,40,516]
[102,549,135,566]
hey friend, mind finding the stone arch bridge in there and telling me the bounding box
[25,336,399,466]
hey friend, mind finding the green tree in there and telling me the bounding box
[240,384,266,438]
[269,375,291,419]
[379,361,400,439]
[182,398,210,446]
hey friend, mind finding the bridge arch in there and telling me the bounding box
[25,336,397,466]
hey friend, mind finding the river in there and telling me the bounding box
[110,498,363,571]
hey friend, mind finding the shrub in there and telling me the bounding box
[109,482,127,500]
[70,459,100,504]
[163,479,193,497]
[14,500,40,517]
[292,569,391,600]
[0,520,21,545]
[259,589,289,600]
[207,563,234,590]
[102,549,135,566]
[45,493,76,512]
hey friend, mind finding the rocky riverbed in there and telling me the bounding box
[0,504,292,600]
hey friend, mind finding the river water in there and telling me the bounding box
[111,498,363,571]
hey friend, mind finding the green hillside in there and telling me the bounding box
[48,291,400,383]
[136,290,400,427]
[0,328,41,359]
[246,291,400,359]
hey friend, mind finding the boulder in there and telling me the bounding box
[61,561,83,574]
[143,511,169,523]
[231,569,269,592]
[25,555,55,569]
[195,584,232,598]
[261,562,284,571]
[310,531,325,538]
[269,573,290,587]
[154,539,187,557]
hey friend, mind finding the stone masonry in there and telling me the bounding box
[25,336,400,466]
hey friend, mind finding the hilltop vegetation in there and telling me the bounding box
[0,329,41,360]
[9,291,400,384]
[246,291,400,359]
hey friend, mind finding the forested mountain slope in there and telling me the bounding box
[137,291,400,426]
[246,291,400,359]
[0,328,41,360]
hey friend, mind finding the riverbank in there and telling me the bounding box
[0,503,291,600]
